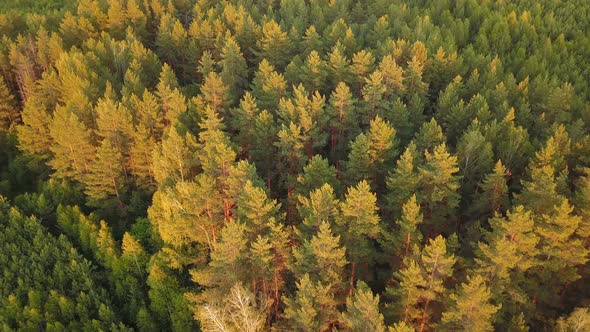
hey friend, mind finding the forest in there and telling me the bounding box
[0,0,589,330]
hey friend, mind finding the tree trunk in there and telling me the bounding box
[349,261,356,296]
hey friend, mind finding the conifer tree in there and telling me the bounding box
[297,183,340,237]
[341,281,386,332]
[471,160,510,220]
[475,206,538,324]
[283,274,339,331]
[251,110,279,187]
[361,70,388,123]
[531,200,588,306]
[327,82,358,160]
[17,93,55,158]
[295,155,340,198]
[251,59,287,111]
[328,43,351,86]
[191,219,248,300]
[338,180,381,294]
[48,107,95,181]
[199,72,230,115]
[344,133,372,185]
[301,50,327,93]
[417,235,456,331]
[383,195,424,267]
[0,76,18,131]
[418,143,461,234]
[415,118,445,154]
[351,49,375,92]
[84,140,126,207]
[230,92,260,157]
[257,19,290,69]
[457,123,494,196]
[151,127,199,186]
[441,275,500,332]
[379,54,405,99]
[219,35,248,104]
[290,221,347,290]
[94,94,134,158]
[386,143,421,219]
[302,26,324,56]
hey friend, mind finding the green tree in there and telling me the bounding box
[290,221,347,291]
[441,275,500,332]
[338,180,381,294]
[418,143,461,234]
[283,274,339,331]
[219,35,248,104]
[341,281,386,332]
[257,19,291,69]
[471,160,510,220]
[386,142,420,219]
[475,206,539,326]
[295,155,340,198]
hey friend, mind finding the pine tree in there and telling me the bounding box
[251,110,279,188]
[457,123,494,196]
[328,43,351,86]
[475,206,538,324]
[471,160,510,220]
[341,281,386,332]
[531,200,588,306]
[200,72,230,114]
[297,183,341,237]
[379,54,405,99]
[48,107,95,181]
[151,127,199,186]
[418,143,461,234]
[17,92,55,157]
[220,35,248,104]
[367,116,398,178]
[389,260,427,326]
[441,275,500,332]
[283,274,339,331]
[351,49,375,93]
[295,155,340,198]
[290,221,347,290]
[302,25,324,56]
[0,75,18,131]
[327,82,358,161]
[84,140,126,206]
[251,59,287,111]
[361,71,388,123]
[386,143,420,219]
[415,118,445,154]
[301,50,327,93]
[338,180,381,294]
[574,167,590,240]
[236,180,282,239]
[148,174,224,249]
[417,236,456,332]
[197,107,236,181]
[275,122,306,205]
[94,95,134,158]
[383,195,424,267]
[191,219,248,300]
[257,19,291,69]
[344,133,372,185]
[230,92,260,157]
